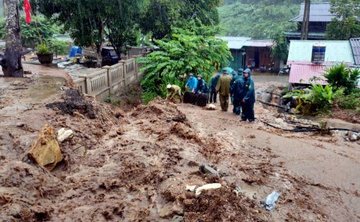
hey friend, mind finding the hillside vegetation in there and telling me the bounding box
[218,0,328,38]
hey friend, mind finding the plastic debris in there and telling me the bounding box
[261,191,280,211]
[195,183,222,197]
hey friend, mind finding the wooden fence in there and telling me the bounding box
[74,58,142,101]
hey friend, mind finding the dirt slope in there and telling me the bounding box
[1,66,360,221]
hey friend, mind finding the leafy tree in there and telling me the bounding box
[218,1,299,38]
[137,24,232,103]
[139,0,221,40]
[270,30,289,62]
[325,0,360,40]
[31,0,143,67]
[323,64,360,95]
[0,15,60,48]
[104,0,144,56]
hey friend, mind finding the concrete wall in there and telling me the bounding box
[74,58,142,101]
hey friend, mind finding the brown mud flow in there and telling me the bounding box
[1,67,360,221]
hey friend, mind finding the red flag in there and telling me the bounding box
[24,0,32,24]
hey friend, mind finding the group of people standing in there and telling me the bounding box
[168,68,255,123]
[210,68,255,123]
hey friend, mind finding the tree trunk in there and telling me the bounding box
[2,0,23,77]
[91,43,103,68]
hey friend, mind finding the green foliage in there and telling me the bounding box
[0,15,60,48]
[311,84,334,113]
[323,64,360,95]
[270,30,289,61]
[325,0,360,40]
[50,39,69,55]
[333,87,360,109]
[104,96,121,107]
[284,84,335,115]
[139,0,221,40]
[35,43,51,54]
[218,1,299,38]
[137,24,232,103]
[30,0,147,66]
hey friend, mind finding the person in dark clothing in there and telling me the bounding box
[231,68,244,115]
[240,68,255,122]
[229,71,237,106]
[195,74,208,94]
[209,72,220,103]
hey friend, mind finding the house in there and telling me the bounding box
[285,2,335,41]
[287,40,355,85]
[217,36,275,71]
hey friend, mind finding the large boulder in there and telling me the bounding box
[28,125,63,171]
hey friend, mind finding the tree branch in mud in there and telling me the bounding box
[1,0,24,77]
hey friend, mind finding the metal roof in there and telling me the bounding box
[289,3,335,22]
[243,39,273,47]
[350,38,360,65]
[217,36,251,49]
[287,40,354,64]
[216,36,273,49]
[288,63,328,84]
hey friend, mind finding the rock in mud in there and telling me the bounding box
[347,131,359,141]
[28,124,63,171]
[200,164,219,176]
[57,128,74,142]
[258,92,272,103]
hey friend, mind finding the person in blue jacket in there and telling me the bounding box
[209,71,221,103]
[241,68,255,123]
[185,73,198,93]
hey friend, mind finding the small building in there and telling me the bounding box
[285,2,335,41]
[287,40,355,85]
[217,36,275,71]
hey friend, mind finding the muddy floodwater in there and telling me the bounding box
[0,64,359,221]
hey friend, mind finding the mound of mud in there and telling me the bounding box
[46,89,96,119]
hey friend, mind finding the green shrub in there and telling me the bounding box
[311,84,334,113]
[284,84,335,115]
[137,24,232,103]
[336,94,360,109]
[35,43,51,54]
[323,64,360,95]
[50,39,70,55]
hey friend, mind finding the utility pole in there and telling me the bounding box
[301,0,310,40]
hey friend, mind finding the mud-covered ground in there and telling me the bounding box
[1,65,360,221]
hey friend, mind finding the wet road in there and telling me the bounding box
[251,73,289,84]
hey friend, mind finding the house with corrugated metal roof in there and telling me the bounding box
[287,40,357,85]
[285,2,335,41]
[217,36,275,71]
